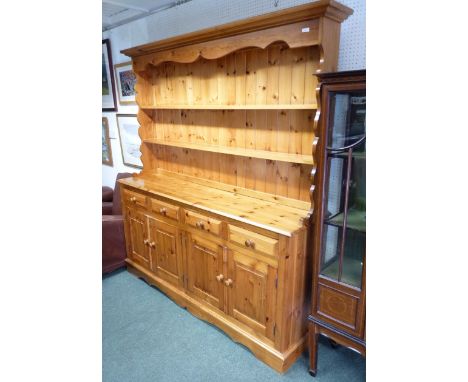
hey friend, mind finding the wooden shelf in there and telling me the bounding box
[140,104,317,110]
[325,208,366,233]
[143,139,314,165]
[321,257,363,288]
[119,171,309,236]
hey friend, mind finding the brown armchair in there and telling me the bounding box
[102,172,132,274]
[102,186,113,215]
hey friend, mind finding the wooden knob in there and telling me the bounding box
[130,197,136,203]
[245,239,255,249]
[216,274,224,282]
[159,207,167,215]
[224,278,233,287]
[196,221,204,229]
[150,241,156,248]
[143,239,149,245]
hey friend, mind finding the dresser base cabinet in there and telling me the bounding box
[120,181,310,373]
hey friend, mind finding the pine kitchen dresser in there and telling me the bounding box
[118,0,352,373]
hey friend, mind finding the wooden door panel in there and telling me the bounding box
[187,235,224,311]
[228,249,277,340]
[127,207,150,268]
[148,218,181,287]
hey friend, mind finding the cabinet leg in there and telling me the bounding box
[308,323,318,377]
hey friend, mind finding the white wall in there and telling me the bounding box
[102,0,365,187]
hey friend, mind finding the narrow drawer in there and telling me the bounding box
[184,210,222,236]
[150,198,179,221]
[123,189,147,209]
[228,225,278,256]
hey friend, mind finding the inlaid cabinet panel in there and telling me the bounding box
[317,284,357,327]
[148,217,182,288]
[186,234,225,311]
[227,248,278,340]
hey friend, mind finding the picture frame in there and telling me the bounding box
[115,62,137,105]
[102,117,113,166]
[116,114,142,169]
[102,39,117,111]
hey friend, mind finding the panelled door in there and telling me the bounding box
[126,206,150,269]
[186,234,225,311]
[226,248,278,341]
[147,216,183,288]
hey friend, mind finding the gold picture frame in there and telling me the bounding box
[114,62,137,105]
[116,114,142,168]
[102,117,113,166]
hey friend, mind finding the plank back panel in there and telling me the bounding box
[139,108,314,202]
[141,45,318,108]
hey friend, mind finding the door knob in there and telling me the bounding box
[130,196,136,203]
[160,207,167,215]
[244,239,255,249]
[150,241,156,248]
[143,239,149,245]
[224,278,233,287]
[216,274,224,282]
[196,221,205,229]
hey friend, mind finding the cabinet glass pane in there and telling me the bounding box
[321,224,342,280]
[327,93,366,149]
[320,90,365,289]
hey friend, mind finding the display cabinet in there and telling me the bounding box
[308,70,366,377]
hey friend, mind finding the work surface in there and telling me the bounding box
[103,269,366,382]
[119,172,309,236]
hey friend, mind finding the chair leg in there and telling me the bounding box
[308,323,319,377]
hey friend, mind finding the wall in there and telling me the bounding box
[102,0,365,187]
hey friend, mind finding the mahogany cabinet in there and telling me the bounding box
[308,70,366,376]
[117,1,353,373]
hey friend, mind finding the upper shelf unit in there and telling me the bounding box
[121,0,353,208]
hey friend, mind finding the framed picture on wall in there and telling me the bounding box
[115,62,137,105]
[116,114,142,168]
[102,117,113,166]
[102,39,117,111]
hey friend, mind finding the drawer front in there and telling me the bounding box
[228,225,278,257]
[184,210,222,236]
[317,284,359,330]
[150,198,179,221]
[123,189,147,209]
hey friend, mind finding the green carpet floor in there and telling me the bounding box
[103,269,365,382]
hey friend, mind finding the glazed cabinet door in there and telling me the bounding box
[148,217,183,288]
[126,206,150,270]
[186,234,225,311]
[313,80,366,337]
[226,248,277,341]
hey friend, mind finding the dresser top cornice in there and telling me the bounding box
[121,0,352,58]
